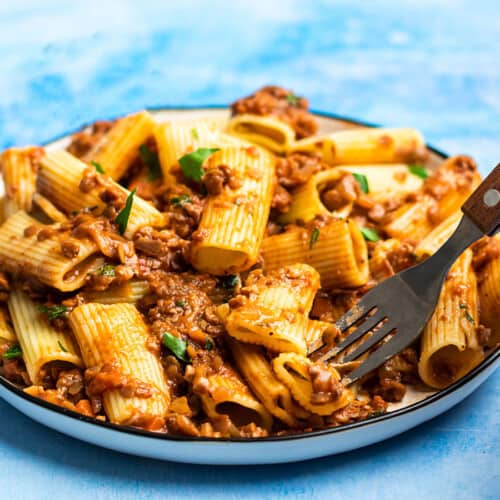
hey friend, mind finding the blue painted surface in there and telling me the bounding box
[0,1,499,498]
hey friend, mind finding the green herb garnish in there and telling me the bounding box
[310,227,320,249]
[465,312,475,324]
[286,93,301,106]
[408,164,429,180]
[175,300,186,308]
[179,148,220,182]
[171,194,191,207]
[38,304,68,320]
[99,264,116,277]
[205,337,213,351]
[162,332,190,362]
[91,160,105,174]
[115,188,136,235]
[221,275,239,291]
[352,173,369,194]
[460,304,475,324]
[370,410,386,418]
[58,340,68,352]
[3,344,22,360]
[139,144,162,181]
[360,227,380,242]
[191,128,199,141]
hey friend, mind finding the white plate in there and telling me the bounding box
[0,108,498,465]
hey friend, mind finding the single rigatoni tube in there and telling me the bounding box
[384,156,480,241]
[195,365,273,434]
[154,119,217,183]
[224,265,319,355]
[261,219,369,289]
[228,339,297,427]
[329,128,427,164]
[478,235,500,347]
[289,128,427,165]
[38,150,164,237]
[89,111,156,180]
[226,114,296,153]
[8,288,82,384]
[418,250,484,389]
[0,211,103,292]
[0,147,42,217]
[272,352,353,416]
[339,164,424,200]
[69,303,169,428]
[191,147,275,275]
[279,168,352,224]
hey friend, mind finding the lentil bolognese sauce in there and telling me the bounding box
[0,86,496,438]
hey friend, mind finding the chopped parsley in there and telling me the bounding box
[179,148,220,182]
[171,194,191,207]
[139,144,162,181]
[408,164,429,179]
[360,227,380,242]
[286,93,301,106]
[370,410,386,418]
[352,173,369,194]
[99,264,116,277]
[465,311,475,324]
[310,227,320,249]
[175,300,186,308]
[115,188,136,235]
[90,160,105,174]
[162,332,190,362]
[205,337,213,351]
[2,344,22,360]
[191,128,199,141]
[221,274,240,291]
[38,304,68,320]
[460,304,475,324]
[57,340,68,353]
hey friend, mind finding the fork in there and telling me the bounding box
[310,163,500,384]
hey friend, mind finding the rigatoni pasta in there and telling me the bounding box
[9,288,82,384]
[418,251,484,389]
[477,235,500,347]
[155,119,218,183]
[261,219,369,289]
[38,150,165,237]
[0,85,492,439]
[290,128,426,164]
[224,265,319,355]
[87,110,156,180]
[0,146,41,217]
[384,156,481,241]
[0,211,103,292]
[190,147,275,275]
[69,303,169,428]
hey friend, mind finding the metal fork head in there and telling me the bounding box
[309,273,433,383]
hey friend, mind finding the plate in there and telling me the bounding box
[0,108,498,465]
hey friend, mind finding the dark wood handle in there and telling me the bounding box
[462,163,500,235]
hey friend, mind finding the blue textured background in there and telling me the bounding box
[0,1,499,498]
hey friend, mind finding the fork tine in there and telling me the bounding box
[342,321,396,362]
[342,328,413,384]
[321,310,385,361]
[335,292,378,332]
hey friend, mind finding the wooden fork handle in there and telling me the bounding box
[462,163,500,235]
